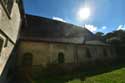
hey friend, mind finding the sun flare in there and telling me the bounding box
[77,7,90,20]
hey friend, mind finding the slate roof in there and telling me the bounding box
[20,14,106,45]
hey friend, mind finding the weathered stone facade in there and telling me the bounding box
[15,15,116,78]
[16,41,116,75]
[17,41,115,66]
[0,0,22,82]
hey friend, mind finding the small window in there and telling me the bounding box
[2,0,14,14]
[4,38,8,47]
[103,49,108,56]
[0,37,4,54]
[22,53,33,66]
[58,52,64,64]
[86,48,92,58]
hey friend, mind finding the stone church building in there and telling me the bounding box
[16,14,116,78]
[0,0,116,82]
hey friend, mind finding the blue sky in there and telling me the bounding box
[23,0,125,33]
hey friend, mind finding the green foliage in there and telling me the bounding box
[33,67,125,83]
[33,62,125,83]
[95,32,105,41]
[83,68,125,83]
[104,30,125,44]
[96,30,125,45]
[95,32,104,37]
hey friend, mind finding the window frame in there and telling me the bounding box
[22,53,33,66]
[0,0,14,18]
[0,36,4,55]
[103,48,108,57]
[86,48,92,58]
[58,52,65,64]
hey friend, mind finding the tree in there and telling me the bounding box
[95,32,104,41]
[104,30,125,45]
[95,32,104,37]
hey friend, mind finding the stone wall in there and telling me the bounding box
[16,41,116,78]
[0,1,21,42]
[17,41,116,68]
[17,41,75,67]
[0,0,21,81]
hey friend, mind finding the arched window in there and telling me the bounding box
[22,53,33,66]
[103,49,108,56]
[86,48,92,58]
[58,52,64,64]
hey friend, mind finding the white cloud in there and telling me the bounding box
[84,25,107,33]
[52,16,66,22]
[117,25,125,30]
[101,26,107,30]
[84,24,97,33]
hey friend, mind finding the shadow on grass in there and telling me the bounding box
[34,60,125,83]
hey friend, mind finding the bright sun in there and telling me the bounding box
[77,7,90,20]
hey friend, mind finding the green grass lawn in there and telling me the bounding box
[33,65,125,83]
[68,68,125,83]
